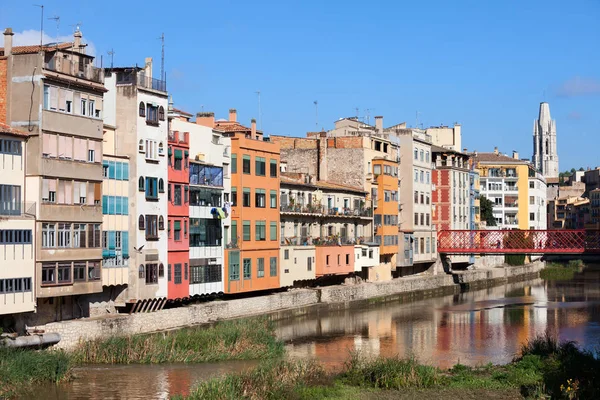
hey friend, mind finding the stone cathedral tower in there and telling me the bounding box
[532,102,559,178]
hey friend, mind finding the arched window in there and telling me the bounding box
[545,139,549,155]
[138,215,145,230]
[158,142,164,156]
[158,178,164,193]
[138,176,145,191]
[158,263,165,278]
[139,139,145,153]
[158,215,164,230]
[139,102,146,117]
[138,265,145,279]
[158,106,165,121]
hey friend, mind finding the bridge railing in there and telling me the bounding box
[437,229,600,254]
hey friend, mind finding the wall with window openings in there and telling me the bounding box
[0,136,25,216]
[43,83,103,119]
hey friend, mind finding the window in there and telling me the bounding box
[420,171,424,183]
[255,189,266,208]
[270,159,277,177]
[529,181,535,189]
[145,177,158,200]
[168,264,171,282]
[270,221,277,241]
[87,149,95,163]
[189,218,222,247]
[530,212,535,221]
[189,187,222,207]
[420,149,424,161]
[255,157,266,176]
[42,223,55,248]
[530,196,535,205]
[58,263,71,283]
[0,229,32,245]
[139,177,145,191]
[426,214,430,226]
[73,263,86,281]
[89,100,95,118]
[414,149,418,160]
[159,263,165,278]
[243,220,251,241]
[426,195,430,205]
[139,102,146,117]
[42,263,56,285]
[174,184,182,205]
[145,139,158,160]
[426,237,430,254]
[159,179,165,193]
[87,224,101,248]
[243,258,252,279]
[414,213,419,225]
[426,151,430,162]
[159,216,165,230]
[229,251,240,281]
[184,186,189,203]
[146,104,158,125]
[0,185,21,215]
[81,99,87,116]
[189,164,223,186]
[174,149,183,170]
[243,188,251,207]
[139,140,145,153]
[145,263,158,284]
[184,263,188,281]
[73,224,87,248]
[270,190,277,208]
[231,187,237,206]
[270,257,277,277]
[414,169,419,182]
[145,215,158,239]
[231,154,237,174]
[255,221,266,241]
[0,139,22,155]
[158,106,165,121]
[57,223,71,248]
[174,263,182,284]
[174,220,181,241]
[257,258,265,278]
[242,155,251,174]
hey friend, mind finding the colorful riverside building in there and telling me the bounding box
[197,109,280,294]
[166,125,190,300]
[0,123,35,324]
[170,106,231,297]
[102,58,169,312]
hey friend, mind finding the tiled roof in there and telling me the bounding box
[471,152,527,164]
[280,174,365,194]
[0,122,29,138]
[172,108,192,117]
[546,177,560,184]
[0,42,74,55]
[214,121,253,133]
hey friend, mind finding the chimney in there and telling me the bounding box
[375,116,383,133]
[229,108,237,122]
[144,57,153,78]
[463,148,467,153]
[73,29,83,53]
[251,118,256,137]
[494,147,499,155]
[168,95,174,113]
[196,112,215,127]
[318,136,328,181]
[3,28,14,56]
[512,150,519,160]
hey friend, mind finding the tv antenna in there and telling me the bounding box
[33,5,44,49]
[314,101,319,129]
[365,108,374,125]
[107,49,115,68]
[158,33,165,81]
[255,91,262,130]
[48,15,59,47]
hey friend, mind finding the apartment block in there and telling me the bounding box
[586,189,600,229]
[528,170,547,230]
[170,107,231,297]
[197,110,279,294]
[279,174,377,286]
[469,160,481,230]
[0,124,35,321]
[103,59,168,310]
[1,28,104,322]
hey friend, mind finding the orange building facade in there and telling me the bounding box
[372,158,400,258]
[314,245,355,276]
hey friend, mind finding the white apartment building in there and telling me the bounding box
[528,171,547,230]
[103,59,169,308]
[170,109,231,296]
[0,126,35,319]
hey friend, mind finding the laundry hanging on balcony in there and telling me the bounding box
[211,207,226,219]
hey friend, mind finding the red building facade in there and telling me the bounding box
[167,130,190,299]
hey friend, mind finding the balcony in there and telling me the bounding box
[0,202,36,218]
[281,236,367,247]
[137,73,167,92]
[280,203,372,218]
[44,59,103,84]
[225,239,239,249]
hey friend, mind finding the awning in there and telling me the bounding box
[174,149,183,159]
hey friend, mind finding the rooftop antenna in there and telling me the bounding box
[158,33,165,81]
[255,91,261,130]
[365,108,374,125]
[34,5,44,50]
[107,48,115,68]
[48,15,59,47]
[415,111,421,128]
[314,101,319,129]
[355,107,359,120]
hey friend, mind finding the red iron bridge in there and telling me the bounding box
[437,230,600,255]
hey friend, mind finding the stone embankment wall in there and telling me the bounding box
[36,261,544,350]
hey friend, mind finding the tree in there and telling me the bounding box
[480,195,496,227]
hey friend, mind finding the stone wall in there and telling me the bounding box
[34,261,544,350]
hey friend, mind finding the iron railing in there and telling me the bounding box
[137,73,167,92]
[280,204,372,217]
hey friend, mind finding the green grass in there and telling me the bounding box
[540,260,584,281]
[71,317,284,364]
[0,347,72,398]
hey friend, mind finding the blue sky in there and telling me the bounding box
[1,0,599,170]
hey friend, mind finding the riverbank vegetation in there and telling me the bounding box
[71,317,284,364]
[540,259,584,281]
[182,334,600,400]
[0,347,72,398]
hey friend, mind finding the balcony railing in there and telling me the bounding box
[226,239,239,249]
[44,59,103,84]
[280,236,373,246]
[137,73,167,92]
[280,204,372,217]
[0,202,36,217]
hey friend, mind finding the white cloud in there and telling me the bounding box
[556,76,600,97]
[0,29,96,57]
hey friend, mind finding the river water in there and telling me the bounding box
[26,267,600,399]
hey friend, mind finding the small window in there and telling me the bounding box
[158,106,165,121]
[138,140,144,153]
[159,263,165,278]
[88,149,95,163]
[158,216,164,230]
[139,102,146,117]
[138,215,145,230]
[158,142,164,156]
[138,177,145,191]
[158,178,164,193]
[139,265,145,279]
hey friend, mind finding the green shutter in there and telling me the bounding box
[231,154,237,173]
[270,222,277,240]
[168,147,172,156]
[174,149,183,159]
[184,150,189,157]
[174,221,181,230]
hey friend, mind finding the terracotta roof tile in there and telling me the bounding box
[0,122,29,138]
[213,121,251,133]
[0,42,75,55]
[172,107,192,117]
[471,152,528,164]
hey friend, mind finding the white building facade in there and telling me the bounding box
[528,171,547,230]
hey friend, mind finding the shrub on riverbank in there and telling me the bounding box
[540,261,583,280]
[71,317,284,364]
[0,347,71,398]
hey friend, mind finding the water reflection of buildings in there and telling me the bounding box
[280,272,600,369]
